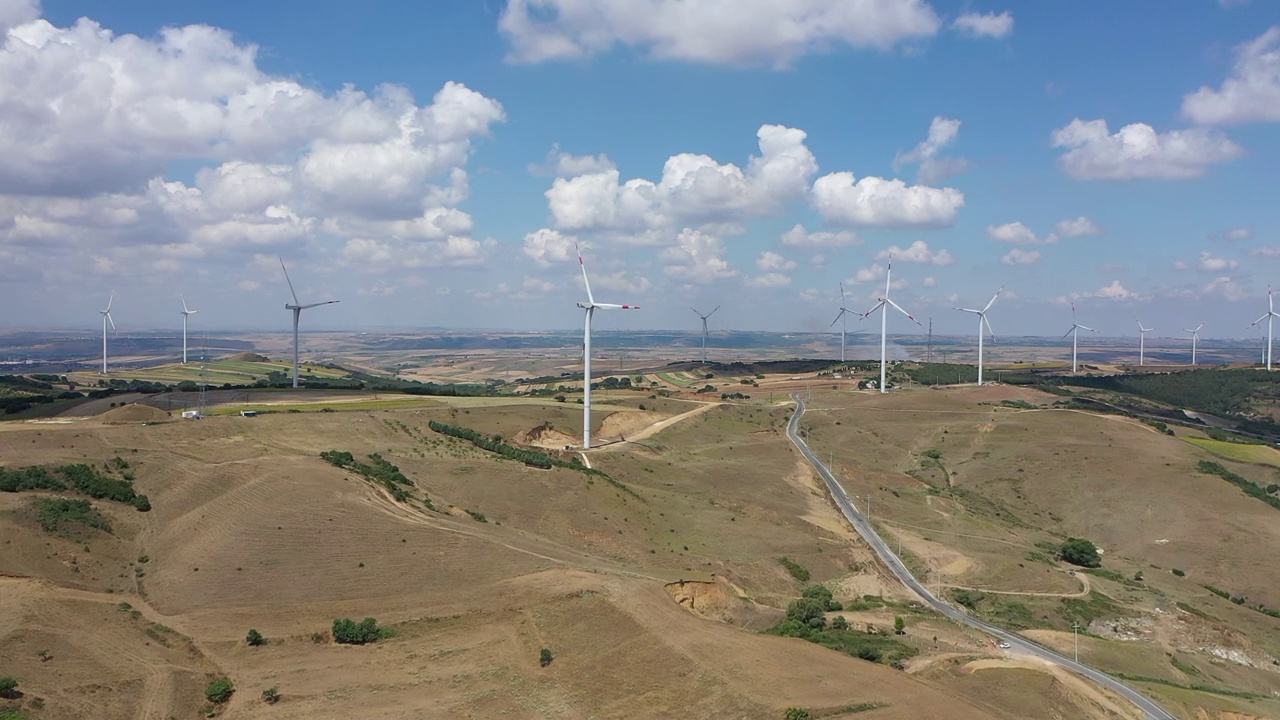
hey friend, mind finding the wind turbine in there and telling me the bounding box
[859,258,920,393]
[954,286,1003,385]
[830,283,853,363]
[690,305,720,364]
[1061,302,1096,373]
[576,245,638,449]
[280,258,339,389]
[1249,287,1279,371]
[1136,320,1154,366]
[180,296,198,364]
[1184,324,1203,366]
[99,291,116,374]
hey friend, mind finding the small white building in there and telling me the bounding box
[181,410,202,419]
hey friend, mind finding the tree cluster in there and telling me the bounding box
[331,617,393,645]
[320,451,415,502]
[428,420,555,469]
[1057,537,1102,568]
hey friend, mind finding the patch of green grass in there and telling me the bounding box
[31,497,112,534]
[1184,437,1280,467]
[778,556,810,582]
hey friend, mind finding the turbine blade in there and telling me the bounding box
[859,300,885,320]
[279,258,300,305]
[956,307,981,314]
[575,243,595,305]
[982,285,1004,313]
[983,314,995,340]
[1061,328,1074,340]
[1195,323,1204,332]
[181,295,189,313]
[691,307,702,317]
[707,305,720,318]
[299,300,339,310]
[885,298,921,325]
[884,256,893,298]
[1250,314,1268,328]
[839,282,846,304]
[593,303,637,310]
[830,310,845,327]
[1079,325,1095,332]
[107,312,116,331]
[105,290,114,313]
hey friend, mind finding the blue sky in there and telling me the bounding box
[2,0,1278,338]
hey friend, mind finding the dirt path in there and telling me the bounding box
[589,401,721,452]
[944,572,1091,599]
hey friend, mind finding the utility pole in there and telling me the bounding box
[927,317,933,363]
[1071,622,1081,663]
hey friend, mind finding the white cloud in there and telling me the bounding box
[1198,251,1239,271]
[1249,246,1280,256]
[522,277,556,293]
[1001,248,1041,266]
[893,116,971,184]
[1051,119,1243,180]
[1053,216,1102,238]
[522,228,581,268]
[951,12,1014,39]
[745,272,792,289]
[922,276,937,287]
[1092,280,1141,300]
[499,0,943,67]
[847,263,907,289]
[592,270,651,294]
[986,221,1057,245]
[529,143,615,177]
[811,172,964,228]
[874,240,955,265]
[660,228,737,284]
[1222,227,1254,241]
[756,250,797,272]
[1173,260,1191,270]
[779,224,861,248]
[1202,276,1247,301]
[545,124,817,233]
[238,279,261,292]
[1182,27,1280,125]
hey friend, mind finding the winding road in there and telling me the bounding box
[785,392,1177,720]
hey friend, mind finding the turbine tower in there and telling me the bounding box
[690,305,720,364]
[180,296,198,364]
[1184,324,1203,366]
[954,286,1003,385]
[280,258,339,389]
[1249,287,1279,370]
[99,291,115,374]
[1136,320,1154,366]
[830,282,853,363]
[576,245,638,449]
[859,258,919,393]
[1061,302,1096,373]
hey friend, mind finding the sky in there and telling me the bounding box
[1,0,1279,339]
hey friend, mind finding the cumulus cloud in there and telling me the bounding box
[1001,248,1041,265]
[1197,251,1239,271]
[528,143,615,177]
[745,272,792,289]
[893,116,971,184]
[1202,276,1247,301]
[1249,245,1280,256]
[1051,119,1243,180]
[756,250,797,272]
[1221,227,1254,241]
[592,270,651,294]
[951,11,1014,39]
[811,172,964,228]
[522,277,557,293]
[1053,216,1102,238]
[986,222,1056,245]
[660,228,737,284]
[545,124,817,234]
[846,263,906,290]
[499,0,943,67]
[1182,27,1280,125]
[874,240,955,265]
[0,8,505,283]
[1092,280,1142,300]
[522,228,581,268]
[779,224,861,248]
[922,276,937,287]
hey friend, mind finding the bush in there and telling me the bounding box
[133,494,151,512]
[539,648,553,667]
[894,616,906,635]
[785,709,811,720]
[1173,568,1186,577]
[0,676,17,698]
[331,617,393,645]
[246,629,265,647]
[32,497,112,533]
[777,556,810,582]
[830,615,849,630]
[204,678,234,704]
[1058,537,1102,568]
[262,686,280,704]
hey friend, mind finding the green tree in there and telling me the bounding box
[246,629,265,647]
[262,686,280,704]
[331,617,389,645]
[0,676,17,698]
[204,678,234,704]
[1058,537,1102,568]
[894,616,906,635]
[785,707,811,720]
[539,648,553,667]
[830,615,849,630]
[786,598,828,630]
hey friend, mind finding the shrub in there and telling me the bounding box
[777,556,810,582]
[539,648,553,667]
[894,616,906,635]
[1058,537,1102,568]
[246,629,265,647]
[0,676,17,698]
[262,686,280,704]
[785,709,811,720]
[830,615,849,630]
[1173,568,1186,577]
[32,497,112,533]
[204,678,234,704]
[331,617,393,645]
[132,494,151,512]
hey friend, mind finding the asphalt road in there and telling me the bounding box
[785,393,1177,720]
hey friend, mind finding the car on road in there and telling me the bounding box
[998,641,1011,649]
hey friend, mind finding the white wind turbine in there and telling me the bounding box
[180,296,198,364]
[1061,302,1096,373]
[859,259,920,393]
[1249,287,1279,371]
[577,245,638,449]
[830,282,853,363]
[1136,320,1154,366]
[1184,323,1203,366]
[99,291,116,374]
[280,258,339,389]
[690,305,720,364]
[954,286,1003,386]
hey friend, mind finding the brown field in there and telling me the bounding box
[4,377,1280,719]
